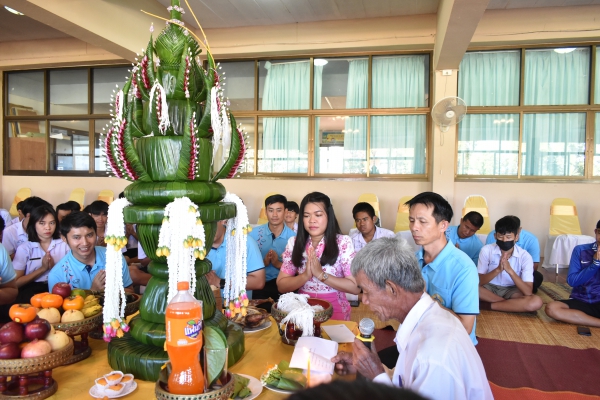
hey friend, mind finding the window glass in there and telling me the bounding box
[370,115,426,174]
[372,55,428,108]
[94,120,110,172]
[92,67,129,114]
[258,59,310,110]
[220,61,255,111]
[596,47,600,104]
[49,120,90,171]
[49,69,88,114]
[524,48,590,105]
[314,58,368,110]
[6,121,46,171]
[459,51,520,106]
[315,116,367,174]
[7,71,44,116]
[258,117,308,173]
[522,113,585,176]
[457,114,520,175]
[594,113,600,176]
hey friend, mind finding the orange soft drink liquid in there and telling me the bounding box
[166,281,205,394]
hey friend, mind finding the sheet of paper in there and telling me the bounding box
[345,293,359,301]
[322,324,356,343]
[289,336,338,374]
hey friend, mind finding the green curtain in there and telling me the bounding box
[342,59,368,173]
[594,113,600,176]
[457,114,519,175]
[458,51,520,106]
[596,48,600,104]
[372,55,426,108]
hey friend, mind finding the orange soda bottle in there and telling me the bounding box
[166,281,205,394]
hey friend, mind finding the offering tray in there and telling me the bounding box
[155,369,234,400]
[52,312,102,365]
[88,293,142,341]
[0,338,74,399]
[271,298,333,345]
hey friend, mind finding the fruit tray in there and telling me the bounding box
[0,338,74,376]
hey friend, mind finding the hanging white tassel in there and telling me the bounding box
[115,90,124,123]
[149,81,170,135]
[211,86,222,163]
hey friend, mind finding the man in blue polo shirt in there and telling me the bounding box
[408,192,479,345]
[545,220,600,327]
[249,194,295,304]
[48,212,133,292]
[206,220,265,300]
[486,218,543,292]
[446,211,484,265]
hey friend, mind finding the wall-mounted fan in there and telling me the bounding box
[431,97,467,132]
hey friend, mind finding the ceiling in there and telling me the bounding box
[0,0,598,43]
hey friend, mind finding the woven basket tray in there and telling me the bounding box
[0,338,74,376]
[52,312,103,337]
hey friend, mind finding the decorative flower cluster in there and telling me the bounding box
[167,5,185,13]
[226,126,248,179]
[102,198,132,342]
[188,111,200,180]
[140,54,151,90]
[184,49,191,99]
[210,64,231,167]
[149,82,170,135]
[157,197,207,303]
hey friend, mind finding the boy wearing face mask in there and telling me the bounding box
[477,216,543,313]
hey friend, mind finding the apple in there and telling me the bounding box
[45,330,70,351]
[0,343,21,359]
[51,282,72,299]
[37,308,61,324]
[24,318,51,341]
[21,339,52,358]
[61,310,84,323]
[0,322,24,344]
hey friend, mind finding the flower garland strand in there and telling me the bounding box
[222,193,252,318]
[149,81,170,135]
[102,198,132,342]
[156,197,206,303]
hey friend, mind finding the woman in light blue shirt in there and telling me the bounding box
[13,205,69,302]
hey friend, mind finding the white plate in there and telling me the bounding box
[263,383,296,395]
[89,381,137,398]
[243,319,272,333]
[235,374,262,400]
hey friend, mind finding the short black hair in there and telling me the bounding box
[59,211,97,237]
[118,192,125,199]
[84,200,109,215]
[285,201,299,214]
[596,220,600,229]
[352,202,376,219]
[21,196,52,216]
[406,192,453,224]
[56,201,81,213]
[463,211,484,229]
[495,215,520,236]
[27,205,60,242]
[265,194,287,208]
[16,201,24,212]
[0,217,5,233]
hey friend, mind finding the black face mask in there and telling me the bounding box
[496,239,515,252]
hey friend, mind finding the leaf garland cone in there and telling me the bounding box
[104,0,247,381]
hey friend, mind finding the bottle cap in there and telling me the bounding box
[177,281,189,291]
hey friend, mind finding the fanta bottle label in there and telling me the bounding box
[166,317,203,346]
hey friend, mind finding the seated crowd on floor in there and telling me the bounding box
[0,190,597,399]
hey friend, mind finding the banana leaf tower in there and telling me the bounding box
[104,0,246,381]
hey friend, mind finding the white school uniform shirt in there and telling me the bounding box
[13,239,70,283]
[0,209,11,228]
[373,293,493,400]
[9,217,20,228]
[2,222,28,256]
[477,243,534,286]
[350,226,395,252]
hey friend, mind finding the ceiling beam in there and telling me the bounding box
[1,0,170,62]
[434,0,490,70]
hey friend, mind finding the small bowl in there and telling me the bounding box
[120,374,134,390]
[104,371,124,385]
[94,377,109,396]
[105,383,125,396]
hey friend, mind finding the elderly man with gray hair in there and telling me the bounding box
[332,236,492,400]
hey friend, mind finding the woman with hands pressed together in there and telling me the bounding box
[277,192,359,320]
[13,205,69,302]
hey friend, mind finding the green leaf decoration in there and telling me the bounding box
[212,113,241,181]
[175,100,194,180]
[136,65,150,101]
[192,61,206,103]
[130,98,145,138]
[173,43,189,100]
[155,24,187,67]
[124,104,151,181]
[197,53,216,138]
[145,36,156,86]
[143,95,161,137]
[121,74,133,111]
[109,124,131,181]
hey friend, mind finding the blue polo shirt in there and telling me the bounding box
[207,235,264,299]
[48,246,132,291]
[249,224,296,282]
[567,242,600,304]
[0,244,16,284]
[417,240,480,345]
[486,229,540,263]
[446,225,483,266]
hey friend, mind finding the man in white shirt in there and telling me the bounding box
[350,202,395,252]
[332,236,492,400]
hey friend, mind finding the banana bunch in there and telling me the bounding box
[82,295,103,317]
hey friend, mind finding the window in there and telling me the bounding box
[458,46,599,179]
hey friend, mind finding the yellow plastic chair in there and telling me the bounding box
[549,198,581,235]
[257,192,278,225]
[8,188,31,217]
[394,195,413,233]
[462,195,491,235]
[68,188,86,210]
[353,193,381,228]
[97,190,114,205]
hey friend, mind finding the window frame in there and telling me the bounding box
[456,44,600,182]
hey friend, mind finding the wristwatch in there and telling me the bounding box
[320,272,329,282]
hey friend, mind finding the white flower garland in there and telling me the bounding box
[156,197,207,303]
[277,293,324,337]
[149,81,170,135]
[102,198,131,341]
[222,193,252,318]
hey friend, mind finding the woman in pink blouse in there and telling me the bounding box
[277,192,359,320]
